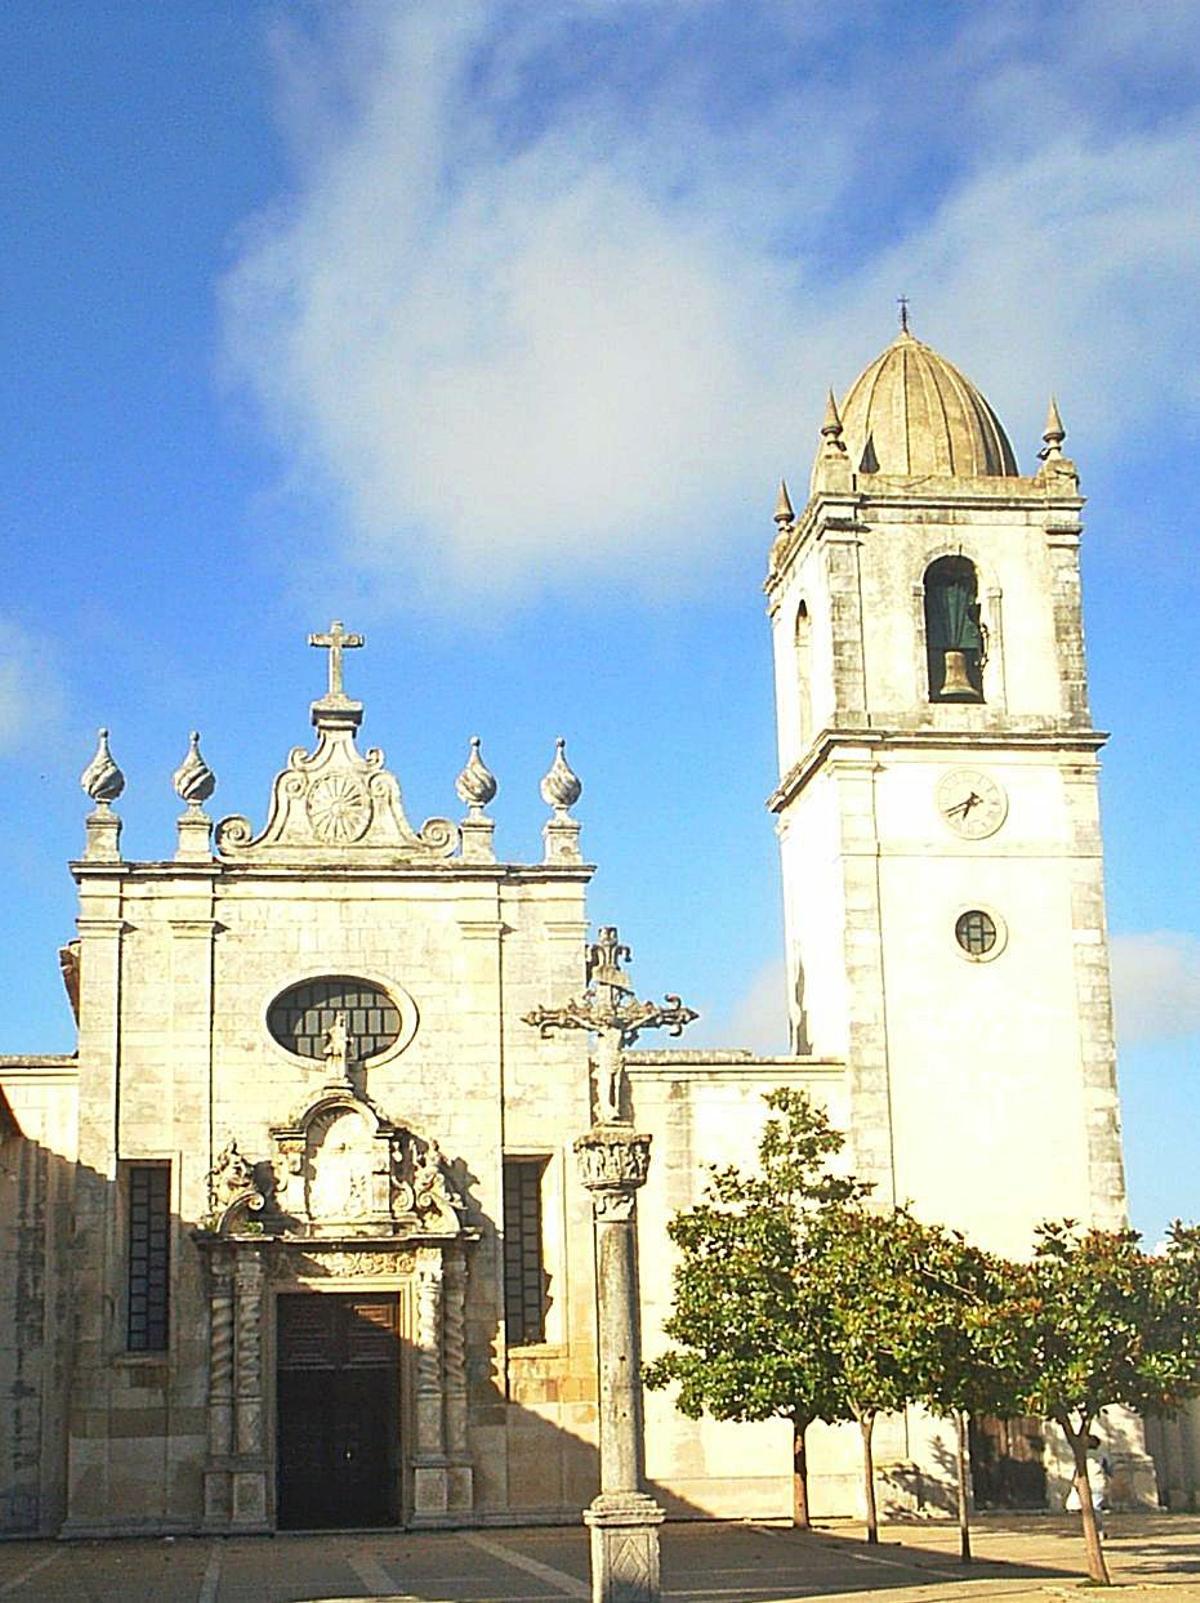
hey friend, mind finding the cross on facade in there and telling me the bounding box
[308,619,364,700]
[897,294,911,333]
[524,925,696,1124]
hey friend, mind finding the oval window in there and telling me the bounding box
[267,976,402,1062]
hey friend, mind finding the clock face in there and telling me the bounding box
[936,769,1008,839]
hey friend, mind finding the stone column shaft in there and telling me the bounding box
[595,1212,645,1494]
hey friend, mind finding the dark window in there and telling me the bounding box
[503,1158,548,1346]
[956,909,998,957]
[924,556,985,701]
[267,977,401,1061]
[127,1165,170,1352]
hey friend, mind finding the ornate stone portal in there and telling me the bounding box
[526,928,696,1603]
[195,1018,475,1532]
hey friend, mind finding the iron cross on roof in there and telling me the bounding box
[524,925,698,1124]
[309,619,364,699]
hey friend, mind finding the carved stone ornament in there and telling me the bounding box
[173,730,216,808]
[575,1127,652,1221]
[273,1247,416,1281]
[455,736,497,813]
[80,728,125,806]
[213,655,459,865]
[205,1139,270,1232]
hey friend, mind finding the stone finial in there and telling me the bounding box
[540,737,582,813]
[173,731,216,809]
[820,389,848,458]
[773,479,794,528]
[80,728,124,862]
[81,728,124,806]
[1039,395,1066,461]
[541,738,582,865]
[456,736,497,865]
[173,730,216,862]
[455,736,497,814]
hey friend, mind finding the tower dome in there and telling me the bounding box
[829,327,1018,479]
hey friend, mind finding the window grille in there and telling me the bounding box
[267,977,401,1061]
[956,909,998,957]
[127,1165,170,1352]
[503,1158,548,1346]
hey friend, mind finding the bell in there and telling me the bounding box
[939,648,979,700]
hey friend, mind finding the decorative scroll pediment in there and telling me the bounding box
[204,1085,466,1241]
[214,713,459,867]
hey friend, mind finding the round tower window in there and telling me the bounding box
[955,910,998,957]
[267,977,401,1062]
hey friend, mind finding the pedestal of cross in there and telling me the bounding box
[525,927,696,1603]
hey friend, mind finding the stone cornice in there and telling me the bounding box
[769,726,1109,812]
[0,1055,79,1075]
[72,861,594,886]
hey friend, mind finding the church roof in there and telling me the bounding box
[830,327,1019,480]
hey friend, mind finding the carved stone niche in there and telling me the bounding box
[267,1088,466,1238]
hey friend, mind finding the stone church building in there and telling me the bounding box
[0,326,1173,1536]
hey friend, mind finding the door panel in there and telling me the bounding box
[276,1293,401,1529]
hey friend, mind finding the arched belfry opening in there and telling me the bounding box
[924,555,985,702]
[794,599,812,747]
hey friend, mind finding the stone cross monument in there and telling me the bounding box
[526,927,696,1603]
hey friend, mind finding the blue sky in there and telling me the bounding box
[1,1,1196,1237]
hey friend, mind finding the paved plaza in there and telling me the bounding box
[1,1516,1199,1603]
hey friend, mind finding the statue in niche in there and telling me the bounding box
[306,1107,371,1221]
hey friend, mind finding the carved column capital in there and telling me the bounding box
[575,1127,652,1221]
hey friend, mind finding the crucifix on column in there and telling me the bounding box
[525,926,696,1126]
[525,927,696,1603]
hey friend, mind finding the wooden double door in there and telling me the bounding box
[276,1292,402,1529]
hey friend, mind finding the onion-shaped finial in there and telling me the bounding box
[540,737,582,813]
[80,728,125,806]
[173,730,216,808]
[455,735,497,812]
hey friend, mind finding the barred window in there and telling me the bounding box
[267,977,401,1061]
[127,1165,170,1352]
[503,1158,548,1347]
[956,909,998,957]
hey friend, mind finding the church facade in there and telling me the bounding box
[0,328,1170,1537]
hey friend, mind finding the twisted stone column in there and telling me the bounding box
[231,1249,268,1529]
[576,1126,664,1603]
[202,1247,235,1525]
[443,1244,474,1511]
[412,1248,450,1520]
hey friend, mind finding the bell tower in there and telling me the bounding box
[765,326,1127,1255]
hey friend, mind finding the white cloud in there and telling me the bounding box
[220,2,1200,610]
[688,958,789,1056]
[0,620,48,751]
[1111,932,1200,1047]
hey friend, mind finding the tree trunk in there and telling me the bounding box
[1058,1414,1110,1587]
[955,1410,972,1564]
[792,1415,812,1530]
[858,1412,879,1544]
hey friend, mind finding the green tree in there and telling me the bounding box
[644,1089,864,1527]
[806,1201,951,1543]
[995,1221,1200,1586]
[913,1231,1027,1562]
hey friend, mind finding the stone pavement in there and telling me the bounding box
[0,1516,1198,1602]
